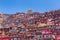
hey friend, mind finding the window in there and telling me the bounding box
[14,38,18,40]
[44,35,52,38]
[37,35,43,38]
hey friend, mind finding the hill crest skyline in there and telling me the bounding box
[0,9,60,14]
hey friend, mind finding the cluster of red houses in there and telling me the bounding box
[0,10,60,40]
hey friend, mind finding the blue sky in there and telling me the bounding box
[0,0,60,14]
